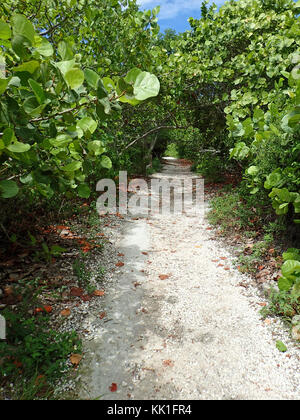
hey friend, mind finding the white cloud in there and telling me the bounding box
[138,0,226,20]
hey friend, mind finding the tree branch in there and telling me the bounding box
[122,125,188,152]
[40,16,68,36]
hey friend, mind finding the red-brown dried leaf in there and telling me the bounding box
[109,383,118,392]
[70,287,84,297]
[163,359,174,367]
[81,294,91,302]
[60,308,71,317]
[94,290,105,296]
[116,261,124,267]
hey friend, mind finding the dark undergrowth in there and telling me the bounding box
[206,182,300,328]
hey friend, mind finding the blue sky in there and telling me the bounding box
[138,0,227,33]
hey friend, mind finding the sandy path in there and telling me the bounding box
[78,159,299,400]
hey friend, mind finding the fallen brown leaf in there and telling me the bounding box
[109,383,118,392]
[70,353,82,366]
[60,308,71,317]
[116,261,124,267]
[81,294,91,302]
[94,290,105,296]
[163,359,174,367]
[99,311,106,319]
[70,287,84,297]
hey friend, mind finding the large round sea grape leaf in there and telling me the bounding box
[64,68,84,90]
[0,79,9,95]
[28,79,46,104]
[278,276,294,291]
[84,68,100,89]
[49,134,73,147]
[58,40,74,60]
[12,14,35,45]
[0,22,11,40]
[7,142,31,153]
[124,68,142,84]
[77,183,91,198]
[87,140,105,156]
[61,161,82,172]
[14,61,39,74]
[0,179,19,198]
[133,71,160,101]
[281,260,300,277]
[100,155,112,169]
[77,116,97,134]
[34,36,54,57]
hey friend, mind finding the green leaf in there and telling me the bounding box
[124,68,142,84]
[14,61,39,74]
[11,35,31,59]
[117,77,133,96]
[282,251,300,262]
[273,188,292,203]
[100,155,112,169]
[87,140,105,156]
[264,172,282,189]
[246,166,258,176]
[49,134,73,148]
[77,183,91,198]
[36,183,54,198]
[7,142,31,153]
[77,117,97,134]
[84,69,100,89]
[2,128,14,146]
[23,96,48,116]
[0,21,11,40]
[0,180,19,198]
[133,72,160,101]
[0,79,9,95]
[276,341,287,353]
[56,59,76,76]
[64,68,84,89]
[281,260,300,277]
[230,142,250,160]
[58,40,73,60]
[98,98,111,115]
[102,77,115,93]
[34,36,53,57]
[28,79,46,104]
[61,161,82,172]
[286,107,300,128]
[12,14,35,44]
[277,276,293,291]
